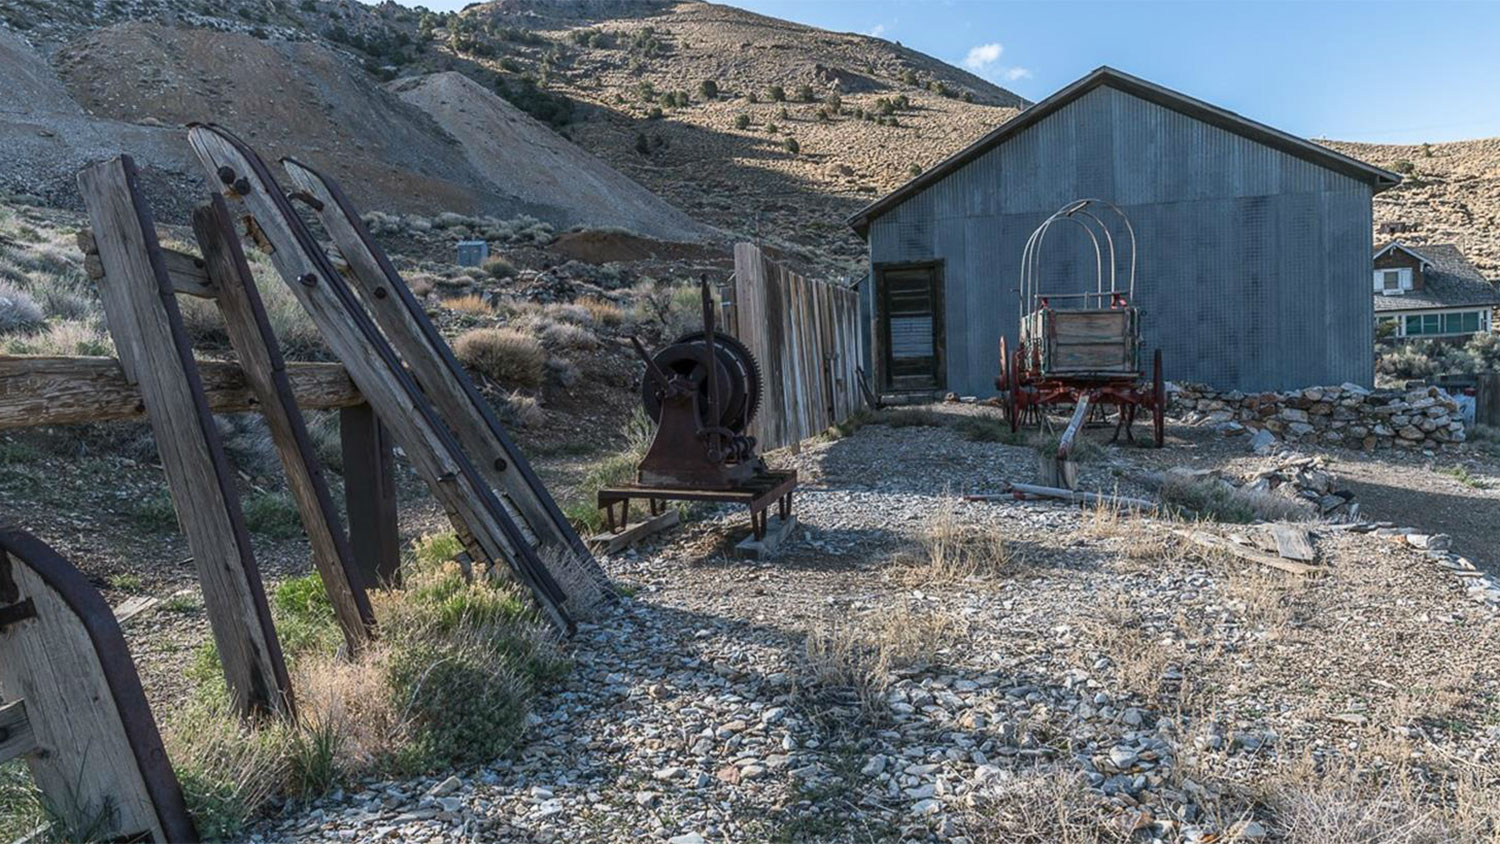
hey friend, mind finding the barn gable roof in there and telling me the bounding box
[847,66,1402,237]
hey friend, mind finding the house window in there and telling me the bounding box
[1404,310,1485,336]
[1373,267,1412,294]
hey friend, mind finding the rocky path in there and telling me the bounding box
[252,414,1500,843]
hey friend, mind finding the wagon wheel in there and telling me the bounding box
[1151,348,1165,448]
[998,337,1020,432]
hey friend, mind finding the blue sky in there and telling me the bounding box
[393,1,1500,143]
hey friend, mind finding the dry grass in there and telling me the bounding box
[1161,475,1317,524]
[531,318,599,351]
[897,504,1014,584]
[453,327,547,388]
[440,293,493,315]
[802,601,964,712]
[502,391,546,427]
[577,296,626,327]
[965,767,1133,844]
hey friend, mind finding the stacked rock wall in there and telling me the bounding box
[1172,383,1465,450]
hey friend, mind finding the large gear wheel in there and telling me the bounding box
[641,330,762,432]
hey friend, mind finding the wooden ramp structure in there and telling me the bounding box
[185,124,610,630]
[0,527,198,843]
[729,243,864,452]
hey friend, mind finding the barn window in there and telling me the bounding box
[1373,268,1411,295]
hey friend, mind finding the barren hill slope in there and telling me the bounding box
[390,71,709,241]
[1323,138,1500,277]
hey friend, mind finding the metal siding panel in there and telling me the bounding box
[870,83,1376,393]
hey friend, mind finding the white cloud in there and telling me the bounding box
[1004,67,1033,81]
[963,42,1003,71]
[866,23,886,38]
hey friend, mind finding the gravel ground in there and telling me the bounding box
[247,408,1500,843]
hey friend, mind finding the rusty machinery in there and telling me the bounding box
[597,277,796,539]
[997,200,1165,482]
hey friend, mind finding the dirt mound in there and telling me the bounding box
[389,72,713,242]
[54,22,494,217]
[0,27,196,211]
[551,228,719,264]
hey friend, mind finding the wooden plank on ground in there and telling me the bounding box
[587,508,680,555]
[1269,524,1316,562]
[0,356,361,429]
[193,196,375,653]
[78,155,292,719]
[1175,529,1322,576]
[111,596,161,625]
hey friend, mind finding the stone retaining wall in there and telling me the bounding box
[1172,383,1465,450]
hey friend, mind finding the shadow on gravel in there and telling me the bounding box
[1335,471,1500,575]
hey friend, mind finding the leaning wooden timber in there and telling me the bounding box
[192,195,376,653]
[0,527,199,843]
[280,156,611,608]
[185,124,584,630]
[78,155,293,717]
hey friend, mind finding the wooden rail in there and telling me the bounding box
[730,243,864,452]
[0,356,361,429]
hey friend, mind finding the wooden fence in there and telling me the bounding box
[729,243,864,452]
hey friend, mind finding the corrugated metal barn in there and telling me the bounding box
[848,66,1401,397]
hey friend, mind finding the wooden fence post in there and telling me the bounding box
[78,155,292,719]
[340,403,401,587]
[1477,372,1500,427]
[192,196,376,653]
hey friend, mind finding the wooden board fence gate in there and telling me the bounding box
[729,243,864,452]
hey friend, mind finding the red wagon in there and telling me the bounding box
[996,199,1165,448]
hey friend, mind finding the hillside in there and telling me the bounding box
[1323,138,1500,276]
[0,0,1031,270]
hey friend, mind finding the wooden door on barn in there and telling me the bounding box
[875,262,945,392]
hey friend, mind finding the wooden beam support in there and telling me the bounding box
[79,229,216,300]
[0,699,39,765]
[339,403,401,587]
[78,155,292,718]
[194,197,375,653]
[0,356,361,429]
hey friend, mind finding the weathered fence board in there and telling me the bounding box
[731,243,864,451]
[193,196,375,653]
[0,527,198,843]
[79,155,292,718]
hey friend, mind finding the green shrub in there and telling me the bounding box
[453,328,547,387]
[767,84,785,102]
[483,255,516,279]
[132,490,178,533]
[784,137,800,154]
[734,113,750,129]
[1393,159,1416,175]
[699,79,718,99]
[243,490,302,539]
[795,84,814,102]
[908,162,923,176]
